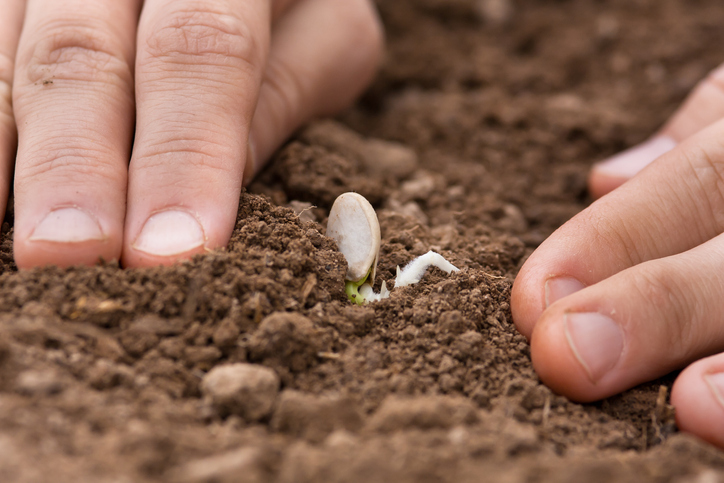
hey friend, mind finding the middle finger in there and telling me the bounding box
[123,0,272,266]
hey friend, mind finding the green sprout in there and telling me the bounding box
[345,267,372,306]
[327,192,383,305]
[328,192,458,305]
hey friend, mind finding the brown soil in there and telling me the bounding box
[2,1,724,481]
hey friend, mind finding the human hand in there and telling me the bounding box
[0,0,383,268]
[511,63,724,447]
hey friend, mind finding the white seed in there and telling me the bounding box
[327,193,381,284]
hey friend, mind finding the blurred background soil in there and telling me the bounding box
[2,0,724,481]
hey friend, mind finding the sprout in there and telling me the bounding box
[327,193,382,305]
[394,250,459,288]
[328,192,459,305]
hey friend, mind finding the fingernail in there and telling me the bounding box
[704,373,724,410]
[564,312,624,383]
[29,207,105,242]
[132,209,205,256]
[545,277,586,308]
[594,136,677,178]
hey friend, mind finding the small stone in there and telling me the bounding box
[359,139,419,180]
[324,429,359,449]
[200,363,280,420]
[15,369,65,396]
[476,0,513,25]
[399,172,436,202]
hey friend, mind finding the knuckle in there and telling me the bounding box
[21,22,132,87]
[262,59,304,128]
[632,264,698,362]
[20,146,120,185]
[137,136,233,175]
[143,8,261,70]
[682,144,724,234]
[578,208,640,267]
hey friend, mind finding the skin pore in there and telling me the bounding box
[5,0,724,451]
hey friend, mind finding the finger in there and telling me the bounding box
[123,0,273,267]
[590,64,724,198]
[12,0,140,268]
[0,0,25,219]
[672,354,724,449]
[512,119,724,339]
[245,0,383,180]
[529,234,724,402]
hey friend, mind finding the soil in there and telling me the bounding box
[2,0,724,482]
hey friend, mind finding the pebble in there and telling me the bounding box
[359,139,419,180]
[399,172,436,202]
[15,369,65,396]
[476,0,513,25]
[200,363,279,420]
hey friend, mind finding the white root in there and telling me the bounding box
[354,251,459,303]
[394,251,459,288]
[358,280,391,302]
